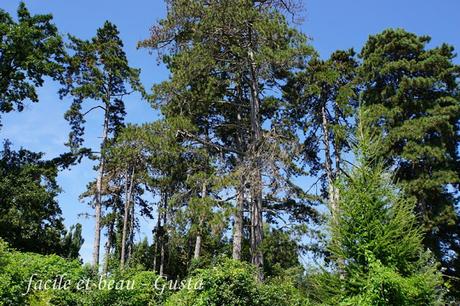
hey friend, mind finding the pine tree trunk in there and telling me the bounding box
[193,232,202,260]
[127,196,135,260]
[321,104,337,216]
[120,167,135,269]
[248,46,264,281]
[232,177,245,260]
[103,239,110,275]
[159,193,167,276]
[194,182,207,260]
[153,205,161,273]
[92,107,109,268]
[321,103,344,278]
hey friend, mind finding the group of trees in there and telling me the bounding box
[1,1,459,304]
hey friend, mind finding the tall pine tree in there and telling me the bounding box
[359,29,460,290]
[60,21,144,267]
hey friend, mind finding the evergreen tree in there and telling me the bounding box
[61,223,85,260]
[283,50,357,253]
[359,29,460,290]
[313,112,443,305]
[140,0,313,279]
[60,21,144,267]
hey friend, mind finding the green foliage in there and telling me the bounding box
[0,239,89,305]
[60,20,143,152]
[80,270,170,306]
[0,239,171,305]
[0,2,64,124]
[261,228,304,278]
[359,29,460,285]
[165,258,309,306]
[311,114,444,305]
[61,223,85,260]
[283,49,357,178]
[0,141,67,255]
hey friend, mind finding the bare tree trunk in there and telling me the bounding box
[250,173,264,281]
[321,103,344,278]
[159,193,167,276]
[92,108,109,268]
[248,46,264,281]
[127,196,135,260]
[232,176,245,260]
[120,167,135,269]
[194,182,207,259]
[102,215,114,275]
[153,204,161,273]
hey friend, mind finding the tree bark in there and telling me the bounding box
[153,203,161,273]
[321,102,345,278]
[248,45,264,281]
[194,182,207,260]
[102,212,115,275]
[232,176,245,260]
[321,104,337,217]
[92,107,109,268]
[159,193,167,276]
[120,167,135,269]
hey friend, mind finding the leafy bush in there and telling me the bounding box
[0,239,88,305]
[80,269,170,306]
[165,258,309,306]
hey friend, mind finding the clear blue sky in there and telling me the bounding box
[1,0,459,263]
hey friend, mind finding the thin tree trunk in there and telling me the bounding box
[128,196,135,260]
[102,213,114,275]
[120,167,135,269]
[153,203,161,273]
[159,193,167,276]
[232,176,245,260]
[194,182,207,259]
[321,104,337,216]
[92,107,109,268]
[248,43,264,281]
[321,103,345,278]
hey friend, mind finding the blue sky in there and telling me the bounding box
[1,0,459,263]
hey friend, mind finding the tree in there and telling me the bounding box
[313,112,443,305]
[0,2,64,126]
[359,29,460,290]
[140,0,313,279]
[61,223,85,260]
[283,49,357,223]
[60,21,144,267]
[105,124,153,270]
[0,140,66,255]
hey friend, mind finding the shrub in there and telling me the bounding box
[165,258,309,306]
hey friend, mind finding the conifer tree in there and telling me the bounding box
[359,29,460,289]
[140,0,312,279]
[314,111,443,305]
[283,49,357,226]
[60,21,144,267]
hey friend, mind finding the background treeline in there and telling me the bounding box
[0,1,459,305]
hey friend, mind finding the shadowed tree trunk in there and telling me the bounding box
[232,176,245,260]
[120,167,135,269]
[248,45,264,281]
[93,106,109,268]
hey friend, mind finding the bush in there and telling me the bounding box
[80,269,170,306]
[0,239,88,305]
[165,258,309,306]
